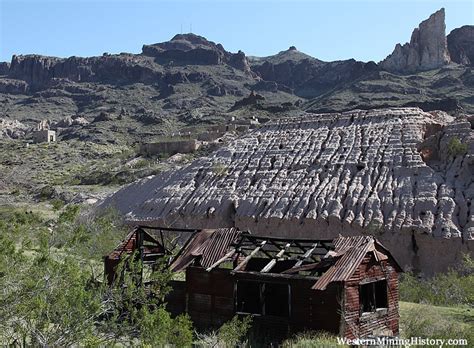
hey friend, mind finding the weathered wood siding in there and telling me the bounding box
[186,267,234,329]
[343,254,399,339]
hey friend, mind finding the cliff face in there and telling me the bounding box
[380,8,451,73]
[102,107,474,273]
[7,54,166,89]
[448,25,474,66]
[0,62,10,75]
[3,34,253,90]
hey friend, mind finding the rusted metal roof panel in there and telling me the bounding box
[199,228,241,268]
[107,229,138,260]
[170,228,241,271]
[312,236,375,290]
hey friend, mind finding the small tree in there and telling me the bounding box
[218,315,253,347]
[447,137,468,157]
[0,205,194,346]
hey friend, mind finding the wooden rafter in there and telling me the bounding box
[205,249,236,272]
[293,242,319,268]
[233,240,267,272]
[260,243,291,273]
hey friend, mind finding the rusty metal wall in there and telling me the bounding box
[186,267,235,329]
[343,255,400,339]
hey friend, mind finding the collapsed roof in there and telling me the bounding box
[106,226,401,290]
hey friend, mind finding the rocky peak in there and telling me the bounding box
[145,33,223,53]
[447,25,474,66]
[170,33,217,47]
[142,34,253,74]
[380,8,450,73]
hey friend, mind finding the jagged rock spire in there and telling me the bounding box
[380,8,451,73]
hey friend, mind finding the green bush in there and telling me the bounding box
[400,254,474,306]
[401,306,474,345]
[138,307,193,347]
[38,184,56,200]
[131,158,150,169]
[447,137,468,157]
[218,315,253,347]
[51,198,65,211]
[212,163,228,176]
[0,205,194,346]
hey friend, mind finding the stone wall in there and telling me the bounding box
[139,139,199,156]
[32,130,56,143]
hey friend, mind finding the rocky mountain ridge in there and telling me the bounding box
[0,8,473,146]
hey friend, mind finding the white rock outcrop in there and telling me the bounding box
[102,107,473,273]
[0,119,28,139]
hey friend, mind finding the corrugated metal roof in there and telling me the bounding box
[170,228,240,271]
[312,235,376,290]
[107,228,166,260]
[199,228,241,268]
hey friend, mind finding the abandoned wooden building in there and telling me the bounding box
[104,226,402,339]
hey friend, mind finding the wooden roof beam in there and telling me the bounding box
[233,240,267,272]
[205,249,236,272]
[260,243,291,273]
[292,242,319,268]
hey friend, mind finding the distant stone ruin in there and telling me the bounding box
[139,139,199,157]
[102,107,473,274]
[32,129,56,144]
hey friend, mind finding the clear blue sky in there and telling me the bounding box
[0,0,472,63]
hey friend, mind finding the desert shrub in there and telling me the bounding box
[212,163,228,176]
[447,137,468,157]
[217,315,253,347]
[401,306,474,345]
[0,205,194,346]
[51,206,127,262]
[131,158,150,169]
[282,331,348,347]
[38,184,56,200]
[115,291,192,347]
[51,198,65,211]
[400,254,474,306]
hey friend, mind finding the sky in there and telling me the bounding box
[0,0,473,63]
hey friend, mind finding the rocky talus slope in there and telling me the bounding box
[103,107,474,273]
